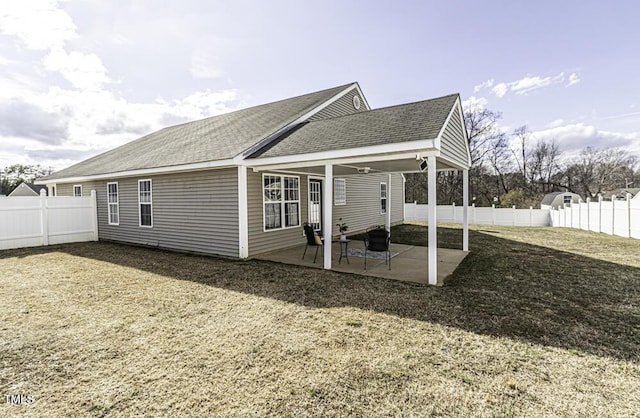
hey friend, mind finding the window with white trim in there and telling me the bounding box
[73,185,82,196]
[263,174,300,230]
[107,182,119,225]
[334,178,346,205]
[380,182,387,214]
[138,179,153,227]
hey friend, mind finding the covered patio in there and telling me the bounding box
[255,240,468,285]
[244,93,472,285]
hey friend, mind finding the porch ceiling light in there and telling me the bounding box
[357,167,371,174]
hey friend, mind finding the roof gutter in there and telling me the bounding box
[34,158,236,185]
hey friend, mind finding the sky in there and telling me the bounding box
[0,0,639,172]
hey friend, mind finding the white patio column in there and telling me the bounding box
[462,169,469,252]
[323,163,333,269]
[387,173,392,232]
[427,156,437,285]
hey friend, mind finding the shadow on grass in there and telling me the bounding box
[4,226,639,363]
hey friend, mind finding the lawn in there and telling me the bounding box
[0,225,639,417]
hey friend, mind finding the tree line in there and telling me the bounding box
[0,164,53,196]
[405,108,639,208]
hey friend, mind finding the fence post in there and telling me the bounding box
[611,196,616,233]
[40,189,49,246]
[472,203,476,224]
[452,202,456,223]
[627,193,632,238]
[512,205,516,226]
[598,195,602,233]
[577,198,582,230]
[91,190,98,241]
[529,206,533,226]
[492,204,496,225]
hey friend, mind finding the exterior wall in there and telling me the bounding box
[332,173,404,237]
[308,88,366,121]
[247,170,308,257]
[439,106,469,169]
[57,169,240,257]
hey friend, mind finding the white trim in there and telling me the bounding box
[462,169,469,251]
[34,159,236,185]
[249,140,437,169]
[380,182,388,215]
[107,182,119,226]
[352,82,371,110]
[323,164,333,269]
[427,156,437,285]
[387,174,392,231]
[238,166,249,258]
[333,178,346,205]
[73,184,82,197]
[435,99,458,150]
[262,173,301,232]
[48,184,56,196]
[454,96,472,166]
[307,176,324,232]
[138,179,153,228]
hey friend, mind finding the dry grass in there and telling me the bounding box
[0,225,639,417]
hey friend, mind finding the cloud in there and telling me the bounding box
[473,79,494,93]
[190,47,225,79]
[0,99,70,144]
[532,123,639,152]
[475,71,580,98]
[43,48,111,90]
[96,115,151,136]
[461,95,488,112]
[492,83,508,98]
[546,119,565,128]
[0,0,77,50]
[566,72,580,87]
[510,75,552,95]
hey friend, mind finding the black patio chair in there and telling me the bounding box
[302,223,323,263]
[364,227,391,270]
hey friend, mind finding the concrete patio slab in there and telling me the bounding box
[253,241,468,285]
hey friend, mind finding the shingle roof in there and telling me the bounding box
[250,94,458,158]
[42,83,354,180]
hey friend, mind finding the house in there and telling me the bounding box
[7,183,48,197]
[36,82,471,285]
[600,188,640,200]
[540,192,582,209]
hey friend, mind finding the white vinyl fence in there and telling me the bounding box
[550,194,640,239]
[404,203,551,226]
[0,190,98,250]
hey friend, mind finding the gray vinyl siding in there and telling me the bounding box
[308,89,366,121]
[57,169,239,257]
[439,106,470,168]
[247,170,308,257]
[332,173,404,237]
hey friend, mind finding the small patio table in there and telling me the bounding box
[333,239,351,264]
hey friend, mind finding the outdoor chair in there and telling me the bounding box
[363,227,391,270]
[302,224,323,263]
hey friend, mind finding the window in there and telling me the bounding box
[263,174,300,231]
[563,195,572,205]
[334,178,346,205]
[380,182,387,214]
[138,179,153,227]
[73,185,82,197]
[353,95,361,110]
[107,182,119,225]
